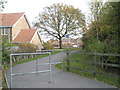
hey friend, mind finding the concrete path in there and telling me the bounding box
[6,52,116,88]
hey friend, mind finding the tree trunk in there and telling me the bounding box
[59,38,62,49]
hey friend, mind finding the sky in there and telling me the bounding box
[2,0,92,41]
[3,0,90,25]
[2,0,119,42]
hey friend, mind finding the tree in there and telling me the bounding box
[82,1,120,64]
[34,3,85,49]
[0,0,7,12]
[89,0,103,39]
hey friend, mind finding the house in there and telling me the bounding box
[48,37,82,48]
[48,39,59,48]
[62,37,71,47]
[48,38,72,48]
[0,12,42,50]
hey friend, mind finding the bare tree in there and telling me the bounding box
[34,3,85,49]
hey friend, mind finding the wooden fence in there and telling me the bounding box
[66,51,120,78]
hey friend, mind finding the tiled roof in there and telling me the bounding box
[0,12,24,26]
[13,29,37,43]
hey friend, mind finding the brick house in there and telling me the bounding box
[0,12,42,50]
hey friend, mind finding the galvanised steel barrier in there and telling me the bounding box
[10,52,51,88]
[37,49,64,70]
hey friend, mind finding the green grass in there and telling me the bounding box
[12,48,79,67]
[4,48,78,69]
[63,47,81,52]
[5,50,61,69]
[55,51,120,88]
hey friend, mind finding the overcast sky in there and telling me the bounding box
[3,0,91,25]
[2,0,93,41]
[3,0,118,41]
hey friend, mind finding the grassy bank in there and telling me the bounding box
[55,51,120,88]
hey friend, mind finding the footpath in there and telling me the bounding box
[6,52,116,88]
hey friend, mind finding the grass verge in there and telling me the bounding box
[55,51,120,88]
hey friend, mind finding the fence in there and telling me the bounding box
[10,52,51,88]
[9,49,64,88]
[66,51,120,79]
[37,49,64,70]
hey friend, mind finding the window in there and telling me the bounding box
[0,28,9,35]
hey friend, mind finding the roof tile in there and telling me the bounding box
[13,29,37,43]
[0,12,24,26]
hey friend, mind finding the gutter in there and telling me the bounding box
[0,26,12,28]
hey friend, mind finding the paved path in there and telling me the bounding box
[6,52,116,88]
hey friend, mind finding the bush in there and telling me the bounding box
[13,43,38,53]
[2,36,14,64]
[42,42,53,50]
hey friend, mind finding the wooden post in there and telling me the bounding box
[105,59,108,69]
[101,57,104,68]
[66,50,70,71]
[93,50,96,78]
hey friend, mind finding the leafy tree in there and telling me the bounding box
[34,3,85,49]
[82,1,119,64]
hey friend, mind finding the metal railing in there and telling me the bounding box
[10,52,51,88]
[9,49,64,88]
[37,49,64,70]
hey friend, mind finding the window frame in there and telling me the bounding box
[0,28,9,35]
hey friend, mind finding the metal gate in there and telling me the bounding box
[10,52,51,88]
[9,49,64,88]
[37,49,64,69]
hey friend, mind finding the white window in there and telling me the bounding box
[0,28,9,35]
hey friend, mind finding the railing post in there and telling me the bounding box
[35,51,38,74]
[36,57,38,74]
[48,52,52,83]
[93,50,96,78]
[66,50,70,71]
[10,54,13,88]
[61,50,64,70]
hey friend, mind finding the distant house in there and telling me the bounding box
[62,37,71,47]
[0,12,42,50]
[48,37,82,48]
[48,39,59,48]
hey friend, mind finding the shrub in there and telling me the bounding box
[42,42,53,50]
[13,43,38,53]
